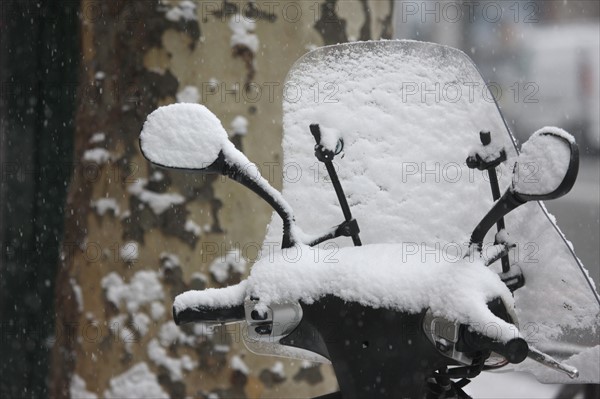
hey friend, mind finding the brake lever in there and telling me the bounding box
[527,346,579,379]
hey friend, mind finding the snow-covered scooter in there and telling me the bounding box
[140,41,599,398]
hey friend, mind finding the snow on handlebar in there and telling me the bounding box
[172,281,247,325]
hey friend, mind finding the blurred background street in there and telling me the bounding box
[546,157,600,286]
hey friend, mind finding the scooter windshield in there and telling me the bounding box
[263,40,599,383]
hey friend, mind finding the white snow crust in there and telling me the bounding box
[70,278,84,312]
[101,270,164,313]
[229,15,259,53]
[160,252,181,270]
[274,40,520,252]
[231,115,249,136]
[150,301,166,321]
[209,250,247,283]
[103,363,167,399]
[140,103,230,168]
[318,126,342,153]
[173,280,247,313]
[89,132,106,144]
[132,312,151,336]
[248,244,518,342]
[70,374,97,399]
[165,0,197,22]
[91,198,120,216]
[176,85,200,103]
[158,321,194,346]
[270,361,285,378]
[82,148,110,164]
[147,338,195,381]
[230,355,250,375]
[184,219,202,236]
[468,132,505,163]
[120,241,139,263]
[128,179,185,215]
[512,127,573,195]
[191,272,208,284]
[193,322,215,337]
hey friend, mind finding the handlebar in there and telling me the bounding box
[172,304,245,326]
[460,328,529,364]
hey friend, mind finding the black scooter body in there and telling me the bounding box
[280,296,450,399]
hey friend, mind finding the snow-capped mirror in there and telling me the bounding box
[140,103,230,171]
[470,128,580,250]
[140,103,298,248]
[512,128,579,202]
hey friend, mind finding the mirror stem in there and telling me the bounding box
[470,189,525,250]
[220,160,295,249]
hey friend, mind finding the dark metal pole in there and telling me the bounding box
[310,124,362,246]
[324,160,362,246]
[479,131,510,273]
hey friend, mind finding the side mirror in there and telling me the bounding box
[140,103,296,248]
[511,130,579,202]
[140,103,230,171]
[470,128,579,249]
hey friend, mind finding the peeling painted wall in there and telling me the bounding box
[52,1,393,397]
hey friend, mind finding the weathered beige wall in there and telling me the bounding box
[52,1,393,398]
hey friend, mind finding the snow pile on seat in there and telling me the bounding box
[173,243,517,342]
[248,243,518,342]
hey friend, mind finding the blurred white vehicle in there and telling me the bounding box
[504,23,600,153]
